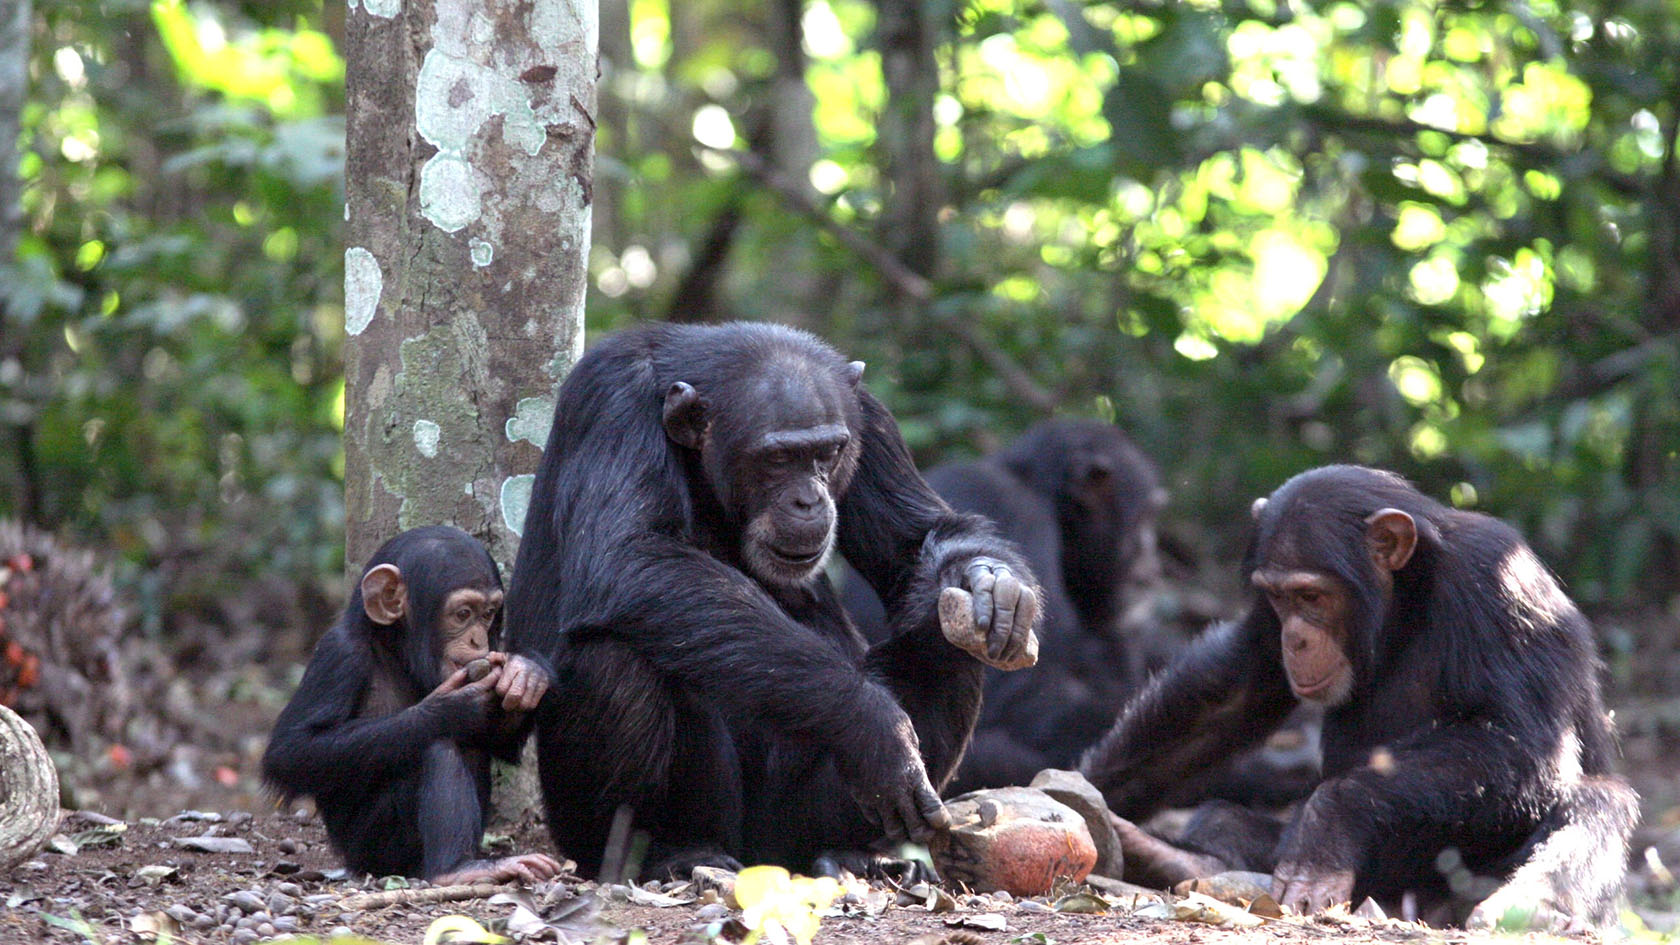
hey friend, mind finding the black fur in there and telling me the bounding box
[502,322,1036,878]
[262,526,513,879]
[844,420,1164,790]
[1080,465,1637,924]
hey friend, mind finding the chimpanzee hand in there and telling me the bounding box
[937,557,1039,670]
[1270,788,1359,914]
[422,662,504,736]
[1271,862,1355,914]
[485,652,550,713]
[836,716,951,844]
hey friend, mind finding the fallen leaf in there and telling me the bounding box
[1172,891,1265,927]
[946,913,1009,931]
[1051,892,1110,914]
[173,836,255,854]
[130,865,179,887]
[129,911,178,943]
[70,824,126,849]
[424,914,509,944]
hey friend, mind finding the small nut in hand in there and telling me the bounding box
[464,658,494,682]
[939,586,1038,670]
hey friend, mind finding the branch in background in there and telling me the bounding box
[723,148,1059,413]
[663,200,742,323]
[1299,103,1647,198]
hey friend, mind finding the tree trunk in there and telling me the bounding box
[0,0,28,273]
[0,704,58,871]
[342,0,596,576]
[872,0,943,279]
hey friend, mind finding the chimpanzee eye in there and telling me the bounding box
[455,607,473,624]
[816,443,839,464]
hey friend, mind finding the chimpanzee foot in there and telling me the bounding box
[1110,814,1229,889]
[644,846,746,882]
[434,852,566,885]
[813,850,938,886]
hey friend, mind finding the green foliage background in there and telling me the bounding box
[1,0,1676,654]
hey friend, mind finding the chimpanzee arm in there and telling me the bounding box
[262,628,495,798]
[836,389,1041,782]
[1079,613,1296,820]
[1272,713,1553,908]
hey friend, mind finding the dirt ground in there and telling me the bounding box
[0,805,1602,945]
[6,606,1680,944]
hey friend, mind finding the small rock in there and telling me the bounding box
[277,882,304,898]
[331,926,353,937]
[190,913,217,931]
[273,916,299,933]
[268,892,294,915]
[277,839,299,855]
[227,811,254,828]
[992,890,1013,903]
[249,909,272,924]
[929,787,1097,898]
[257,922,276,937]
[1020,899,1053,913]
[224,890,266,913]
[1172,871,1274,905]
[164,905,199,925]
[230,930,259,945]
[1029,768,1124,878]
[695,903,730,923]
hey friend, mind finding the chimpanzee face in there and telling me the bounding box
[436,586,504,673]
[1249,492,1418,708]
[1251,566,1356,706]
[662,358,864,587]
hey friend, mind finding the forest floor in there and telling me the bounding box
[0,805,1622,945]
[6,607,1680,945]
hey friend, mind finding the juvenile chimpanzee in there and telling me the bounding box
[842,419,1166,791]
[263,526,563,884]
[1079,466,1638,928]
[501,322,1042,880]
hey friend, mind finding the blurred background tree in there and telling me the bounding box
[0,0,1675,686]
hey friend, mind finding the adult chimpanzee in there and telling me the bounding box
[502,322,1042,880]
[842,419,1166,791]
[263,526,562,884]
[1079,466,1637,928]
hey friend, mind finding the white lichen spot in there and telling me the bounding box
[344,247,382,336]
[419,154,481,233]
[501,474,536,537]
[416,52,495,152]
[469,238,495,268]
[362,0,400,17]
[413,419,442,458]
[505,396,554,450]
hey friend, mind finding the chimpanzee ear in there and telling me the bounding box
[1250,497,1268,520]
[662,382,707,450]
[1365,508,1418,572]
[360,563,408,626]
[844,361,866,388]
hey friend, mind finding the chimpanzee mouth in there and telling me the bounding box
[769,545,826,567]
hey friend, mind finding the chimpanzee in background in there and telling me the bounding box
[501,322,1042,880]
[1080,465,1638,928]
[841,419,1167,791]
[263,526,562,884]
